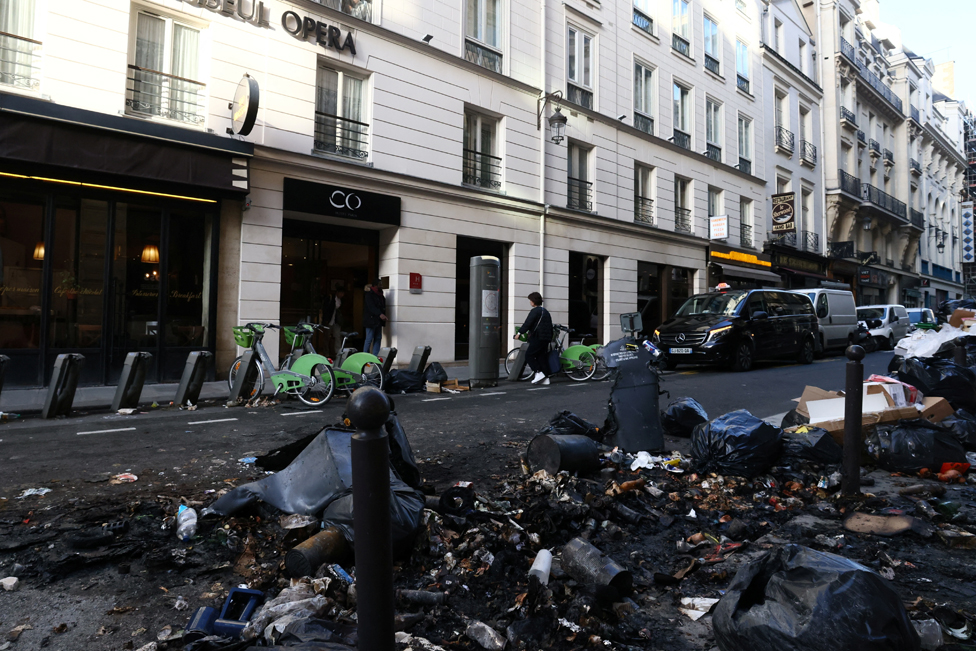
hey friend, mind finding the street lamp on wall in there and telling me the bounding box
[937,237,946,254]
[537,91,567,144]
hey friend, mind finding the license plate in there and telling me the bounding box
[669,347,693,355]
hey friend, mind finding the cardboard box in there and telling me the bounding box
[950,309,976,329]
[918,396,953,423]
[426,379,471,393]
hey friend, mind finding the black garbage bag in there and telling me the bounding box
[691,410,783,478]
[206,429,424,550]
[938,298,976,323]
[537,410,602,442]
[713,544,920,651]
[941,408,976,451]
[385,413,423,489]
[384,369,426,394]
[887,355,904,375]
[661,397,708,438]
[423,362,448,384]
[895,357,976,412]
[780,408,809,429]
[783,426,843,465]
[866,419,968,473]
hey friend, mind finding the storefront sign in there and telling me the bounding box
[409,273,423,294]
[962,201,973,263]
[709,215,728,240]
[829,241,855,259]
[771,192,796,233]
[709,244,773,268]
[859,266,887,287]
[283,178,401,226]
[177,0,272,27]
[231,74,259,136]
[774,254,825,275]
[282,10,357,54]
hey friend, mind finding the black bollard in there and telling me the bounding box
[955,344,968,366]
[842,345,865,496]
[347,386,395,651]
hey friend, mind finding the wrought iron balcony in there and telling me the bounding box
[125,64,206,125]
[861,183,907,219]
[0,31,42,90]
[838,169,861,197]
[704,53,720,76]
[567,177,593,211]
[314,111,370,159]
[775,126,794,154]
[840,106,857,127]
[462,149,502,189]
[634,112,653,135]
[736,74,750,94]
[464,39,502,74]
[883,149,894,164]
[857,129,866,144]
[869,138,881,154]
[674,207,692,234]
[634,196,654,225]
[780,230,820,253]
[567,83,593,110]
[672,128,690,150]
[910,158,922,175]
[910,105,920,123]
[910,208,924,229]
[855,60,904,114]
[633,8,653,36]
[740,223,753,248]
[840,37,856,63]
[800,140,817,165]
[672,33,690,57]
[738,157,751,175]
[705,143,721,162]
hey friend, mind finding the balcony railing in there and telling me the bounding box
[674,207,692,234]
[861,183,907,219]
[736,74,750,94]
[672,33,690,57]
[314,111,370,159]
[705,143,721,162]
[780,230,820,253]
[462,149,502,190]
[464,39,502,74]
[800,140,817,165]
[634,112,653,135]
[910,158,922,175]
[910,208,924,229]
[857,129,866,144]
[634,196,654,224]
[910,105,920,123]
[775,126,795,153]
[633,8,653,36]
[839,168,861,196]
[567,177,593,211]
[672,128,690,150]
[856,60,904,113]
[738,157,751,175]
[0,31,42,90]
[869,138,881,154]
[840,37,856,63]
[883,149,894,164]
[125,64,206,125]
[567,83,593,110]
[704,53,720,76]
[740,223,753,248]
[840,106,857,126]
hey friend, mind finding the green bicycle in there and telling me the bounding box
[504,324,597,381]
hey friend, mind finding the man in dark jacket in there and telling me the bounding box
[363,280,387,355]
[515,292,553,384]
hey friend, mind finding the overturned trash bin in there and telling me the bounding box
[42,353,85,419]
[175,350,213,408]
[111,352,153,412]
[527,434,601,475]
[601,336,664,452]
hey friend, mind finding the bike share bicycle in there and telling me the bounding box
[504,324,597,381]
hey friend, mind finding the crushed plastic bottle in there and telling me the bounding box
[176,505,198,542]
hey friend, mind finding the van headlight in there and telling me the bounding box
[706,325,733,343]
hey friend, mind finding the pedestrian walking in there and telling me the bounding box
[322,286,345,358]
[363,280,387,355]
[514,292,553,384]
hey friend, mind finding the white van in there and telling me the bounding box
[791,289,859,353]
[857,304,910,350]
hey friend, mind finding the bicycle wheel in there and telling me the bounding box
[565,349,597,381]
[297,363,336,407]
[590,354,611,381]
[228,355,265,398]
[360,361,384,390]
[505,347,533,380]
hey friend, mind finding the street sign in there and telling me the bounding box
[709,215,728,240]
[771,192,796,233]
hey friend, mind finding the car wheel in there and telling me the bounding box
[797,339,815,364]
[730,341,754,372]
[887,333,896,350]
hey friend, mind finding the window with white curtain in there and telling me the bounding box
[737,114,752,161]
[465,0,502,73]
[567,26,593,89]
[703,16,719,62]
[315,65,369,160]
[127,12,205,125]
[0,0,39,90]
[672,0,689,39]
[706,99,721,147]
[736,39,748,78]
[634,61,654,134]
[463,111,501,189]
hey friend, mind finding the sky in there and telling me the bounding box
[879,0,976,106]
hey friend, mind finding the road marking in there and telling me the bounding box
[281,411,321,417]
[422,398,451,402]
[477,392,505,396]
[77,427,137,436]
[527,387,549,391]
[187,418,239,425]
[566,382,588,386]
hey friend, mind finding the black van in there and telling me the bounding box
[652,289,819,372]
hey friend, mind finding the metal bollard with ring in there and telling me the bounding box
[842,345,864,495]
[347,385,395,651]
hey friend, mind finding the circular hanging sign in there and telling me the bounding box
[231,74,260,136]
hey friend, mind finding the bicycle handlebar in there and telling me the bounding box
[244,322,279,331]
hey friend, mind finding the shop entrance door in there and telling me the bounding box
[568,252,602,343]
[455,237,507,360]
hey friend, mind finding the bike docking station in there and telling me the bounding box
[111,352,153,412]
[227,350,262,406]
[378,347,398,377]
[406,345,431,373]
[469,256,501,388]
[174,351,213,408]
[42,353,85,419]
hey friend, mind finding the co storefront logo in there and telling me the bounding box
[330,190,362,211]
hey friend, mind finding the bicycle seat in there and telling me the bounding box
[577,333,595,338]
[341,331,360,338]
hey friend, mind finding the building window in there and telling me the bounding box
[465,0,502,73]
[126,12,206,125]
[674,176,691,234]
[635,164,654,225]
[708,186,722,217]
[703,15,720,74]
[567,25,593,109]
[775,92,788,129]
[740,197,753,247]
[801,188,812,233]
[567,142,592,211]
[706,99,721,161]
[774,18,784,52]
[634,61,654,135]
[314,65,369,159]
[672,0,690,55]
[672,82,691,149]
[633,0,654,35]
[776,176,790,195]
[463,111,501,189]
[1,0,40,90]
[737,114,752,174]
[799,40,807,75]
[735,39,749,93]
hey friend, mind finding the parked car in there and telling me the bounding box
[791,288,858,354]
[652,289,818,372]
[906,307,938,332]
[856,304,910,350]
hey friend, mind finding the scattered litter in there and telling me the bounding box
[109,473,139,484]
[0,578,19,591]
[16,488,51,499]
[679,597,719,621]
[117,408,136,415]
[238,457,257,464]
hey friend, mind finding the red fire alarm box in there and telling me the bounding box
[409,272,423,294]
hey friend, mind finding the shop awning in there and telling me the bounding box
[780,267,828,280]
[713,263,783,283]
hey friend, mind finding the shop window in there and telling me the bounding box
[0,193,44,350]
[569,251,601,342]
[465,0,502,73]
[463,111,501,190]
[668,267,691,319]
[166,211,213,348]
[1,0,40,91]
[126,11,206,125]
[111,203,163,366]
[637,261,661,330]
[315,65,369,160]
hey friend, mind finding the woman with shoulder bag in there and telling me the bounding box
[514,292,553,384]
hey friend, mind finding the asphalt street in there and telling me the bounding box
[0,349,896,497]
